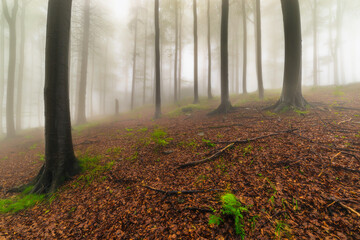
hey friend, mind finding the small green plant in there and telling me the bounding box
[37,154,45,161]
[242,145,253,156]
[106,147,123,154]
[292,198,299,211]
[216,134,224,138]
[294,109,309,116]
[0,156,8,161]
[265,111,277,116]
[151,128,173,147]
[29,144,38,150]
[138,127,148,132]
[275,220,291,239]
[125,128,133,132]
[209,193,249,239]
[202,139,216,147]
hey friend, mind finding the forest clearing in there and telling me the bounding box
[0,86,359,239]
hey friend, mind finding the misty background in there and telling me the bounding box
[0,0,359,134]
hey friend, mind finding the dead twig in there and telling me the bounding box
[142,185,224,201]
[178,129,297,169]
[199,123,246,130]
[328,197,360,217]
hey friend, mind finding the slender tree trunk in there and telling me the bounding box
[334,0,342,85]
[31,0,79,194]
[255,0,264,99]
[313,0,318,86]
[102,43,108,114]
[174,0,178,103]
[269,0,306,112]
[90,41,95,117]
[2,0,18,138]
[16,3,27,131]
[193,0,199,104]
[0,18,4,134]
[143,8,148,106]
[207,0,212,99]
[131,9,138,110]
[241,0,247,94]
[178,2,182,100]
[154,0,161,119]
[76,0,90,125]
[210,0,232,115]
[235,26,239,94]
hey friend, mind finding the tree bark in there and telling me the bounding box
[255,0,264,100]
[241,0,247,94]
[193,0,199,104]
[131,9,138,110]
[207,0,212,99]
[2,0,18,138]
[0,17,4,134]
[32,0,79,194]
[210,0,232,115]
[154,0,161,119]
[178,2,182,100]
[76,0,90,125]
[268,0,307,112]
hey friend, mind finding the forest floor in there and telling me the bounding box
[0,85,360,239]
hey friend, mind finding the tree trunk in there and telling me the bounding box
[143,7,148,106]
[255,0,264,100]
[269,0,306,112]
[210,0,232,115]
[313,0,318,86]
[174,0,179,103]
[32,0,79,194]
[193,0,199,104]
[334,0,343,85]
[178,2,182,100]
[131,9,138,110]
[2,0,18,138]
[241,0,247,94]
[76,0,90,125]
[207,0,212,99]
[16,2,27,131]
[154,0,161,119]
[0,18,4,134]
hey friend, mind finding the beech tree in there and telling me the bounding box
[31,0,80,194]
[269,0,307,112]
[75,0,90,125]
[255,0,264,99]
[241,0,247,94]
[2,0,18,138]
[154,0,161,119]
[193,0,199,104]
[210,0,232,115]
[207,0,212,99]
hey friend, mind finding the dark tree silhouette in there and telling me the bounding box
[209,0,232,115]
[154,0,161,119]
[31,0,80,194]
[193,0,199,104]
[268,0,307,112]
[2,0,18,138]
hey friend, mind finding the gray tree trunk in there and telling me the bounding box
[154,0,161,119]
[131,9,138,110]
[174,0,179,103]
[76,0,91,125]
[255,0,264,99]
[31,0,79,194]
[241,0,247,94]
[193,0,199,104]
[207,0,212,99]
[2,0,18,138]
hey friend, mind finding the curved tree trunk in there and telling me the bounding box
[193,0,199,104]
[32,0,79,194]
[154,0,161,119]
[210,0,232,115]
[2,0,18,138]
[269,0,307,112]
[76,0,90,125]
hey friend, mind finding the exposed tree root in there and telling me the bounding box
[177,129,297,169]
[208,101,233,115]
[265,97,309,113]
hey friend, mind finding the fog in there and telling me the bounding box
[0,0,359,136]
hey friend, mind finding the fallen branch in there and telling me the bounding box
[142,185,224,201]
[328,197,360,217]
[333,106,360,111]
[178,129,297,169]
[199,123,246,130]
